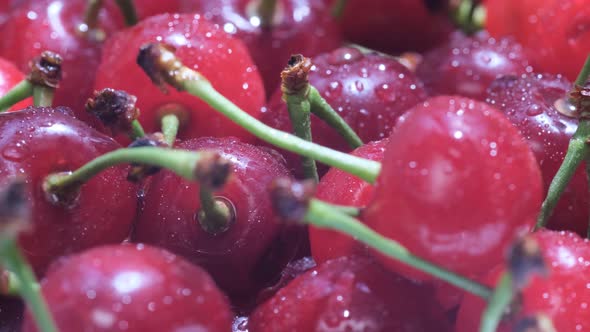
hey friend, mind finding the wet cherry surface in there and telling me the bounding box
[21,244,233,332]
[0,57,32,112]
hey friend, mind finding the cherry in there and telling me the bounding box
[0,296,24,332]
[249,256,452,331]
[456,230,590,331]
[255,256,316,306]
[134,137,300,303]
[261,47,427,176]
[309,138,387,264]
[0,57,32,112]
[416,31,532,100]
[0,0,25,30]
[485,73,588,235]
[21,244,233,332]
[364,96,543,281]
[131,0,183,20]
[94,13,265,143]
[0,107,136,275]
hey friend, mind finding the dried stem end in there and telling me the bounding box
[86,88,140,135]
[281,54,312,96]
[269,177,315,223]
[569,82,590,118]
[0,179,31,238]
[42,172,81,209]
[27,51,63,88]
[508,235,548,290]
[194,153,232,190]
[127,133,169,182]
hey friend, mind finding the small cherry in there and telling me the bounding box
[0,57,32,112]
[21,244,233,332]
[364,96,543,281]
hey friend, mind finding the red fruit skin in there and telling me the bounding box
[134,137,298,302]
[0,57,32,111]
[131,0,183,20]
[180,0,343,96]
[21,244,232,332]
[0,107,136,275]
[485,73,588,235]
[262,47,427,177]
[94,13,265,143]
[364,96,543,281]
[416,31,532,100]
[0,0,25,30]
[0,0,124,125]
[309,139,387,264]
[0,296,23,332]
[336,0,453,53]
[456,230,590,332]
[249,256,452,332]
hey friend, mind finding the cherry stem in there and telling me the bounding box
[452,0,485,34]
[137,43,381,183]
[0,80,33,112]
[1,269,24,296]
[306,199,493,299]
[198,188,235,235]
[309,86,363,149]
[161,114,179,146]
[82,0,103,31]
[478,272,513,332]
[32,86,54,107]
[130,120,145,139]
[256,0,277,27]
[326,203,360,217]
[575,54,590,87]
[114,0,138,26]
[331,0,348,18]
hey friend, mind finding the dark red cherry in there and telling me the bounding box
[134,137,299,303]
[94,13,265,143]
[485,73,587,234]
[180,0,343,96]
[0,57,32,112]
[364,96,543,281]
[22,244,233,332]
[261,47,427,176]
[456,230,590,332]
[416,31,532,100]
[0,0,125,125]
[249,256,452,332]
[131,0,183,20]
[309,139,387,264]
[0,107,136,275]
[334,0,453,53]
[0,0,25,30]
[0,296,23,332]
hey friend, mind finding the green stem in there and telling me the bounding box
[305,199,493,299]
[325,203,360,217]
[0,80,33,112]
[575,54,590,86]
[130,120,145,140]
[82,0,103,31]
[161,114,180,146]
[535,120,590,230]
[32,86,54,107]
[479,272,513,332]
[331,0,349,18]
[309,87,363,149]
[257,0,277,27]
[114,0,138,26]
[285,89,319,182]
[197,187,234,235]
[0,239,58,332]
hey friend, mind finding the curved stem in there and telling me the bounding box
[285,90,319,182]
[256,0,277,27]
[305,199,493,299]
[325,203,360,217]
[197,187,234,235]
[130,120,145,140]
[32,86,54,107]
[82,0,103,31]
[479,272,513,332]
[309,86,363,149]
[0,80,33,112]
[161,114,180,146]
[575,54,590,87]
[0,239,58,332]
[114,0,138,26]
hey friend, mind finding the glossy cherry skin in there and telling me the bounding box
[262,47,427,177]
[180,0,342,96]
[134,137,299,303]
[94,13,265,143]
[309,139,387,264]
[22,244,232,332]
[333,0,453,54]
[249,256,452,332]
[364,96,543,281]
[456,230,590,332]
[0,0,25,30]
[0,107,136,276]
[0,57,32,112]
[485,73,588,235]
[416,31,532,100]
[0,0,124,125]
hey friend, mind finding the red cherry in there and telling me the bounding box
[456,230,590,332]
[0,0,25,30]
[262,47,427,176]
[416,31,532,100]
[309,138,387,264]
[249,256,452,332]
[21,244,233,332]
[484,0,535,40]
[0,107,137,275]
[131,0,183,20]
[364,96,543,281]
[134,137,299,303]
[485,73,588,234]
[0,57,32,111]
[180,0,343,96]
[94,13,265,143]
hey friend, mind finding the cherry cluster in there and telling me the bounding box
[0,0,589,332]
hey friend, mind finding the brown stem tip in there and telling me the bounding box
[127,133,169,182]
[513,314,557,332]
[269,177,315,222]
[508,235,547,290]
[281,54,312,96]
[86,88,140,135]
[27,51,63,88]
[569,82,590,117]
[194,153,232,190]
[0,179,31,238]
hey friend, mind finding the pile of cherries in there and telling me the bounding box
[0,0,589,331]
